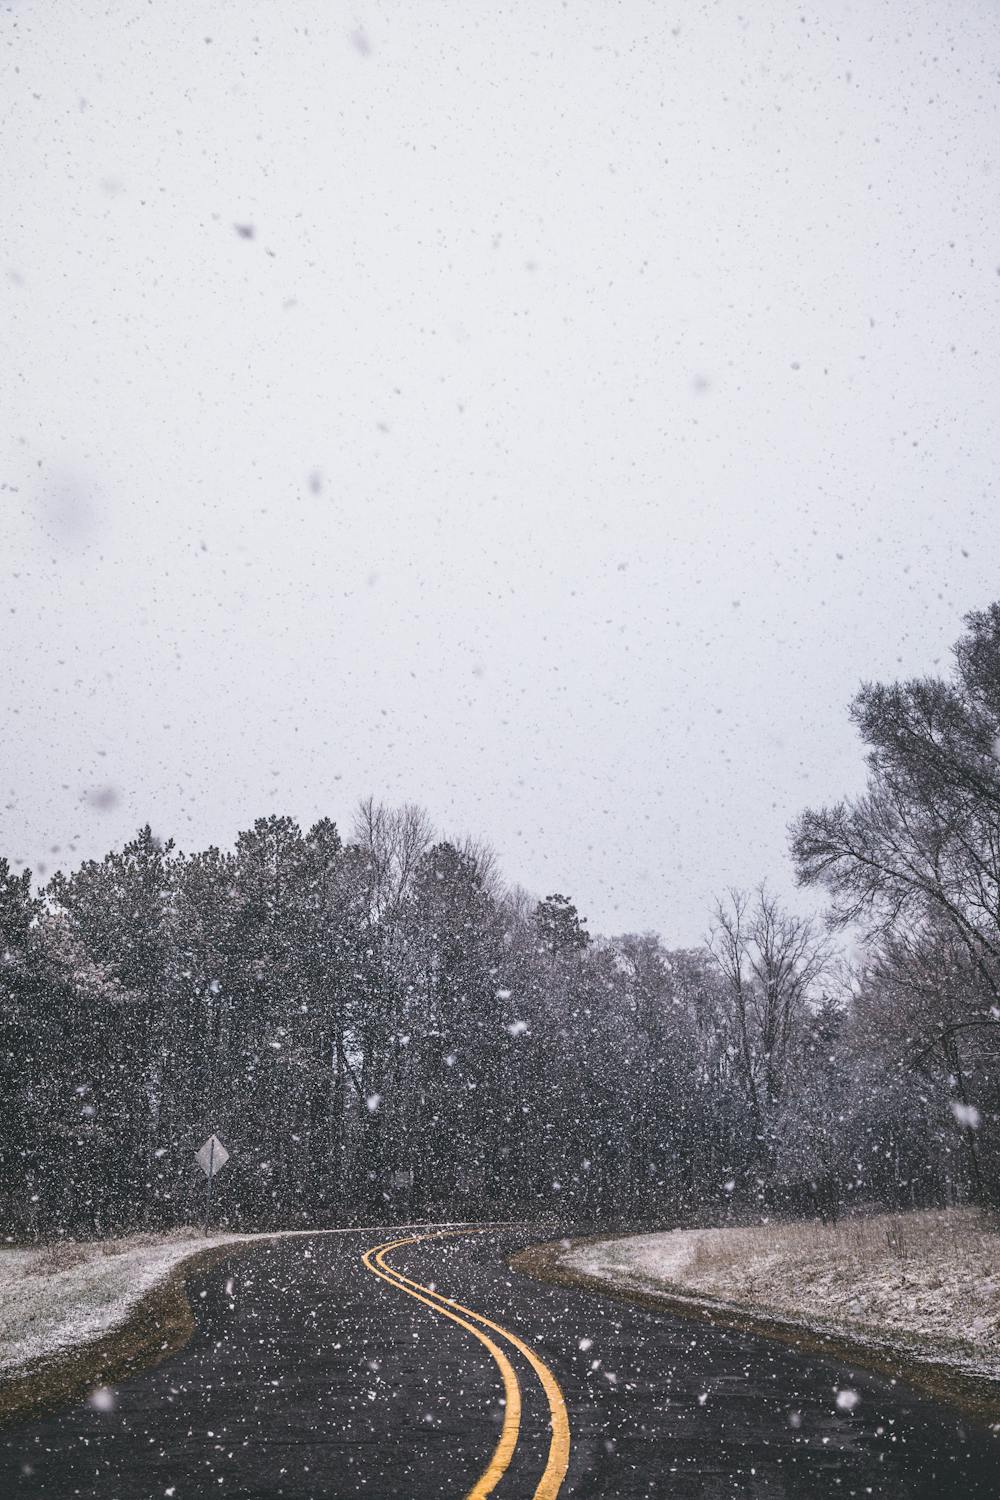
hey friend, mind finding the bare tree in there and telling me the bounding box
[708,886,831,1124]
[791,606,1000,1004]
[353,798,434,929]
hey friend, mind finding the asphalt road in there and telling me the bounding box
[2,1226,996,1499]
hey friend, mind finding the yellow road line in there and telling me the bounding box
[360,1237,521,1499]
[362,1230,571,1500]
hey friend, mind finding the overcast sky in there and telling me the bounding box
[3,1,999,943]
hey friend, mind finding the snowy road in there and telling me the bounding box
[1,1227,996,1498]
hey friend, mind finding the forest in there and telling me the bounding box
[2,606,998,1238]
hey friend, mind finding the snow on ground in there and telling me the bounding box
[0,1230,250,1377]
[563,1209,1000,1379]
[0,1221,474,1380]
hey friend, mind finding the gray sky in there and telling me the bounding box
[3,0,999,943]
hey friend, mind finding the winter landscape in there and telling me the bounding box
[4,2,1000,1497]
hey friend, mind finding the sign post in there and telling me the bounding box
[194,1134,230,1235]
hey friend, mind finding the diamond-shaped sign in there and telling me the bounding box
[194,1134,230,1177]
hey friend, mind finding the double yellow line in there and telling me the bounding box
[361,1231,570,1498]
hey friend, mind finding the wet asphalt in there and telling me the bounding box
[1,1227,996,1499]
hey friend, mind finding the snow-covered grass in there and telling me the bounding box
[0,1219,482,1383]
[0,1229,250,1377]
[562,1208,1000,1379]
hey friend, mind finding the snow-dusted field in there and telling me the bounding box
[0,1221,473,1381]
[0,1230,250,1377]
[563,1209,1000,1379]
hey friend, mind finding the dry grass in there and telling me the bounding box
[564,1207,1000,1369]
[31,1242,90,1275]
[515,1222,1000,1427]
[688,1207,998,1284]
[682,1209,1000,1351]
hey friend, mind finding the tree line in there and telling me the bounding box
[2,606,998,1239]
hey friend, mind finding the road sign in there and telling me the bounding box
[195,1134,230,1235]
[195,1135,230,1176]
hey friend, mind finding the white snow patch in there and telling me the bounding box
[0,1218,483,1380]
[562,1209,1000,1381]
[0,1230,247,1377]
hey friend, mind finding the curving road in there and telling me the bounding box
[2,1226,996,1498]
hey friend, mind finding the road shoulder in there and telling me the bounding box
[0,1240,253,1430]
[512,1232,1000,1431]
